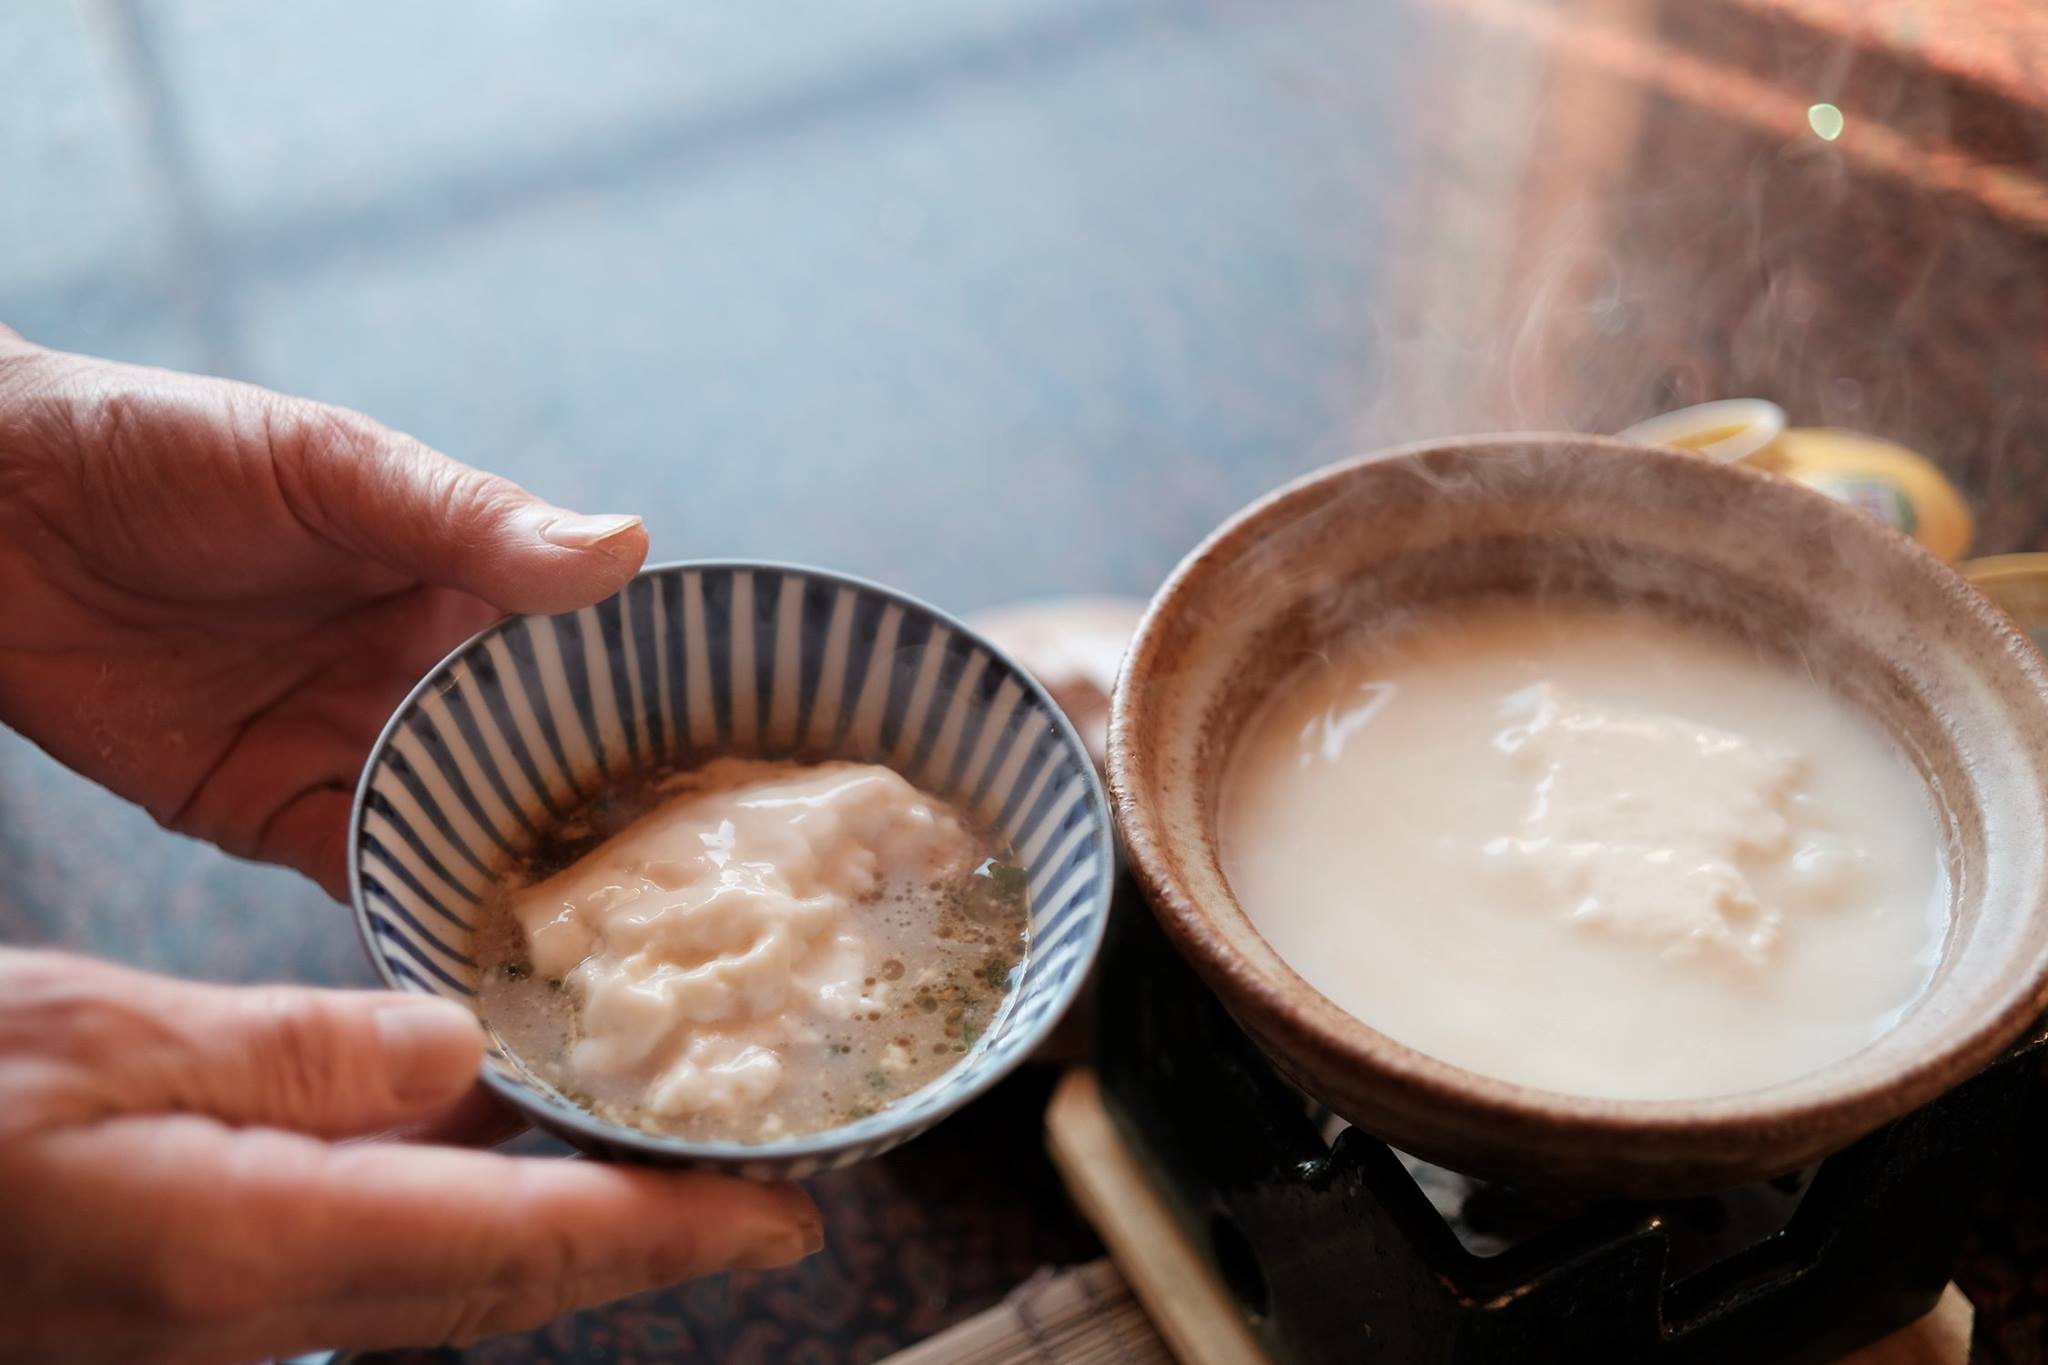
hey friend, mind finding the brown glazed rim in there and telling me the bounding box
[1107,433,2048,1160]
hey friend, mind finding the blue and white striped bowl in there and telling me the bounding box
[348,562,1114,1177]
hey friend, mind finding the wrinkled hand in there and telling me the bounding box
[0,949,821,1364]
[0,328,649,897]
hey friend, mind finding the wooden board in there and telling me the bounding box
[1046,1071,1268,1365]
[1045,1069,1970,1365]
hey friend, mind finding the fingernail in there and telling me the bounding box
[737,1222,823,1270]
[376,998,483,1101]
[542,513,643,549]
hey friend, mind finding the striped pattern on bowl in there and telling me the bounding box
[349,562,1114,1177]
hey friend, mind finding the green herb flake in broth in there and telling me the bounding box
[987,861,1028,901]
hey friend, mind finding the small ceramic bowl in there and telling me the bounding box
[350,562,1115,1177]
[1618,397,1786,466]
[1109,435,2048,1195]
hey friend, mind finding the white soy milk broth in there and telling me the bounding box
[1221,602,1949,1100]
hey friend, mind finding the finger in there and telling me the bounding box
[366,1082,528,1150]
[259,394,649,614]
[45,1118,821,1355]
[205,584,501,899]
[272,1137,823,1322]
[80,969,485,1138]
[0,325,35,371]
[251,781,354,900]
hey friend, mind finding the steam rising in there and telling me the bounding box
[1350,0,2044,550]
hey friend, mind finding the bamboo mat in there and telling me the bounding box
[882,1259,1174,1365]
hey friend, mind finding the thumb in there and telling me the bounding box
[264,393,649,614]
[120,972,487,1138]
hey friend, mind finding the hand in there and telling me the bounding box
[0,328,650,897]
[0,948,822,1364]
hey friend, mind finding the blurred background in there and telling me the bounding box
[4,0,1418,985]
[5,1,2047,1361]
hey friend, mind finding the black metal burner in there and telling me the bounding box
[1096,888,2048,1364]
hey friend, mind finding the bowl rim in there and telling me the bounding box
[1107,432,2048,1158]
[1616,397,1786,465]
[349,557,1116,1163]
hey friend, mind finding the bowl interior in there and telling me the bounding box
[351,563,1113,1170]
[1111,435,2048,1186]
[1618,397,1786,466]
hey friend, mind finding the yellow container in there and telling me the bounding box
[1621,407,1974,562]
[1770,429,1975,563]
[1961,554,2048,656]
